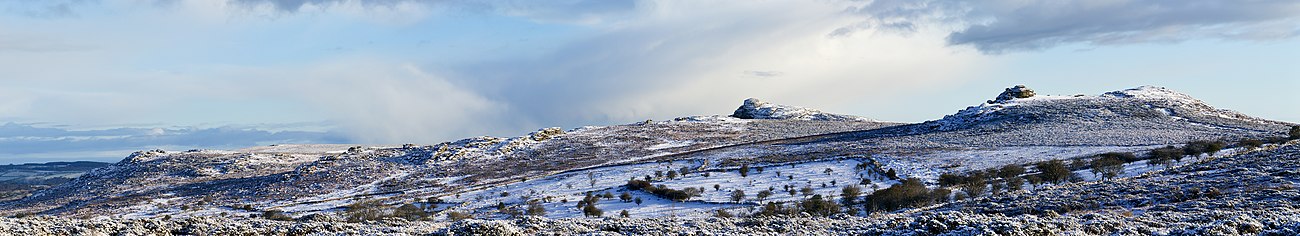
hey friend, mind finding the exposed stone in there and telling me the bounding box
[993,85,1036,103]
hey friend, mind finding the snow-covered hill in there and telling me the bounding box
[0,85,1295,235]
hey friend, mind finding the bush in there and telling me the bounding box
[997,164,1026,179]
[799,195,840,216]
[582,204,603,217]
[713,209,733,218]
[525,201,546,216]
[1237,139,1264,149]
[1291,126,1300,140]
[960,173,988,197]
[345,200,386,223]
[739,164,750,177]
[1097,152,1141,163]
[447,211,473,221]
[1034,160,1071,184]
[752,202,797,217]
[620,210,630,218]
[1149,146,1181,166]
[757,190,773,202]
[625,180,695,202]
[619,192,633,202]
[840,185,861,205]
[1089,156,1125,180]
[730,190,746,203]
[1184,140,1227,156]
[395,203,428,220]
[863,178,948,213]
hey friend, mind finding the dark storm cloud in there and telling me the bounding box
[837,0,1300,53]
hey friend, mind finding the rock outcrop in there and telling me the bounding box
[730,98,872,122]
[991,85,1036,103]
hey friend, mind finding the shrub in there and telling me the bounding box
[1291,126,1300,140]
[1089,156,1125,180]
[1149,146,1181,166]
[1237,139,1264,149]
[345,200,386,223]
[800,195,840,216]
[447,211,473,221]
[938,173,963,187]
[863,178,947,213]
[581,204,603,217]
[840,185,861,205]
[634,197,643,205]
[525,201,545,216]
[752,202,796,217]
[1034,160,1071,184]
[756,190,773,201]
[393,203,427,220]
[625,180,694,202]
[739,164,751,177]
[1184,140,1227,156]
[998,164,1026,179]
[620,210,630,218]
[1097,152,1141,163]
[960,173,987,197]
[713,209,733,218]
[619,192,633,202]
[730,190,746,203]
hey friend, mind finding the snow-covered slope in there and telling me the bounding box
[0,85,1294,230]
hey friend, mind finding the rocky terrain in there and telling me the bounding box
[0,85,1296,235]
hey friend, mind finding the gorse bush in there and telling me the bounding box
[626,180,697,202]
[863,178,949,213]
[1183,140,1227,156]
[1034,160,1072,184]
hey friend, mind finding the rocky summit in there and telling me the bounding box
[1,85,1297,235]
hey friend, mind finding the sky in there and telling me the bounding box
[1,0,1298,164]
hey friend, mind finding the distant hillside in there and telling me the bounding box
[0,85,1295,236]
[0,161,112,201]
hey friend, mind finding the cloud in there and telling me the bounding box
[0,123,349,163]
[835,0,1300,53]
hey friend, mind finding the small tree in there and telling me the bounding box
[730,190,746,203]
[998,164,1026,179]
[756,190,773,202]
[1184,140,1227,156]
[634,197,643,205]
[393,203,426,220]
[1150,146,1180,167]
[525,201,546,216]
[824,168,834,175]
[714,184,721,191]
[1238,139,1264,149]
[1090,156,1125,180]
[666,170,678,179]
[1035,160,1071,184]
[619,192,633,202]
[602,192,615,199]
[447,211,473,221]
[345,200,386,223]
[961,173,987,197]
[799,194,841,216]
[800,186,815,197]
[714,209,734,218]
[619,210,630,218]
[582,204,603,217]
[739,164,751,177]
[840,185,861,205]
